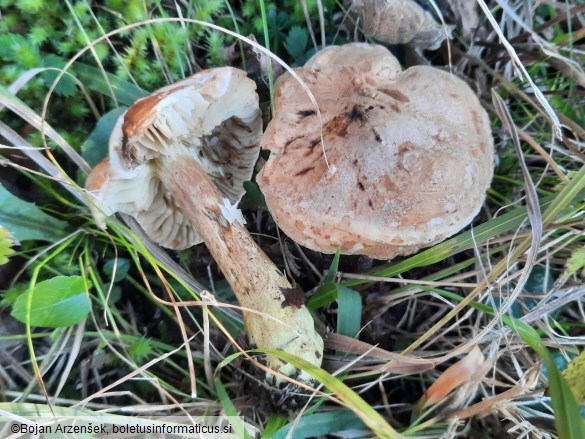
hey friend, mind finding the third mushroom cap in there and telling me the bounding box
[257,43,494,260]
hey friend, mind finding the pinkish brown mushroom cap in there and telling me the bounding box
[257,43,494,259]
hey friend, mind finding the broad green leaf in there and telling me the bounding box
[284,26,308,59]
[0,226,15,265]
[0,184,67,242]
[102,257,131,283]
[41,55,78,96]
[81,107,127,167]
[211,307,243,339]
[73,63,147,106]
[273,411,366,439]
[523,265,553,295]
[11,276,91,328]
[243,181,266,208]
[336,285,361,338]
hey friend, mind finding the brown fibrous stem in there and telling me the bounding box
[156,153,324,384]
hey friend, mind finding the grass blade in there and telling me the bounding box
[262,349,403,439]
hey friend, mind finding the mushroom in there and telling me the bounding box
[352,0,448,50]
[86,67,323,387]
[257,43,494,260]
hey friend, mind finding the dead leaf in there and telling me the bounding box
[446,0,479,40]
[321,332,435,374]
[415,345,485,416]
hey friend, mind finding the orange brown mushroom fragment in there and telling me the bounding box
[86,67,324,387]
[257,43,494,260]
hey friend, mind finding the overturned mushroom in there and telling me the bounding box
[257,43,494,259]
[86,67,323,388]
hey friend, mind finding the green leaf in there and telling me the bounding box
[284,26,308,59]
[81,106,127,168]
[262,415,288,438]
[41,55,78,97]
[0,226,15,265]
[214,378,252,439]
[523,265,553,295]
[74,63,147,106]
[336,285,361,338]
[544,350,585,439]
[307,281,337,310]
[243,181,267,208]
[102,257,130,283]
[325,248,341,283]
[0,184,67,242]
[262,349,401,439]
[11,276,91,328]
[273,411,366,439]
